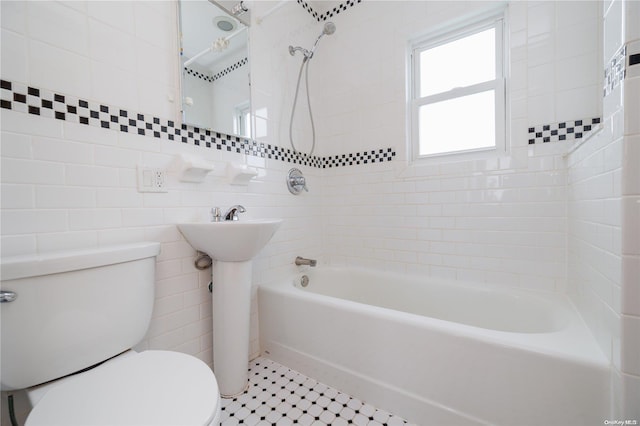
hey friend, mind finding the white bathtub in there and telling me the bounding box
[258,267,610,426]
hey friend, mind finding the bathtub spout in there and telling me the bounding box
[295,256,317,267]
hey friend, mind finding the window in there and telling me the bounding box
[410,13,506,159]
[234,101,251,138]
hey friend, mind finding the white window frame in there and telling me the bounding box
[234,101,251,138]
[409,12,507,161]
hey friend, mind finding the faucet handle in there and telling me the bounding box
[287,168,308,195]
[211,207,222,222]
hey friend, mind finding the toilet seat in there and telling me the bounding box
[25,351,221,426]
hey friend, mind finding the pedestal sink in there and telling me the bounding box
[177,219,282,397]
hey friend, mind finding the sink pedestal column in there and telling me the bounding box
[211,260,252,397]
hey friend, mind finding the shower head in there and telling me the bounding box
[309,21,336,56]
[289,22,336,61]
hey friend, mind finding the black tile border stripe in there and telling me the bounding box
[0,79,395,169]
[184,57,248,84]
[297,0,363,22]
[527,117,601,145]
[604,45,626,97]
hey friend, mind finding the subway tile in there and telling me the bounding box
[121,207,165,227]
[556,1,598,27]
[623,135,640,195]
[97,227,147,246]
[626,1,640,44]
[90,61,139,113]
[68,208,122,230]
[88,17,136,72]
[1,29,28,84]
[0,132,32,158]
[95,188,143,208]
[1,109,64,138]
[1,209,68,235]
[619,371,640,420]
[153,294,184,319]
[624,77,640,136]
[86,1,135,34]
[0,234,36,257]
[133,2,175,50]
[65,164,120,187]
[622,255,640,316]
[1,158,65,185]
[29,40,92,98]
[1,1,26,35]
[36,186,95,209]
[556,22,599,60]
[621,314,640,375]
[622,196,640,255]
[604,0,624,62]
[147,328,184,350]
[155,259,183,280]
[63,120,119,146]
[36,231,98,253]
[555,53,599,92]
[32,136,93,164]
[2,184,34,209]
[527,2,555,39]
[27,1,89,56]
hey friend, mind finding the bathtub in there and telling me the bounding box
[258,267,610,426]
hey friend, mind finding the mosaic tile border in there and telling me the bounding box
[211,57,248,81]
[527,117,601,145]
[0,79,394,169]
[297,0,362,22]
[184,67,214,83]
[604,45,626,97]
[184,57,248,84]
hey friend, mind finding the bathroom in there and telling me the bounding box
[0,0,638,425]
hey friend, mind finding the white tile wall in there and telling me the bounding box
[254,0,599,292]
[0,0,323,375]
[566,0,640,419]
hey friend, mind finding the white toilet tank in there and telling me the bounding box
[0,242,161,391]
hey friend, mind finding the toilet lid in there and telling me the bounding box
[26,351,219,426]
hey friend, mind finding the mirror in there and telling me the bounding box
[179,0,250,137]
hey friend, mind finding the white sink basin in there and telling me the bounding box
[178,219,283,262]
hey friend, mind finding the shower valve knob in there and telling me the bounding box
[287,168,308,195]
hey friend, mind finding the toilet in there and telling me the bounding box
[0,242,221,426]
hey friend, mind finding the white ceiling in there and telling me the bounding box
[180,0,248,70]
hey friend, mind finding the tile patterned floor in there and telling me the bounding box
[220,357,415,426]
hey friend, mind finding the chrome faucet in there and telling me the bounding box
[223,205,246,221]
[211,207,222,222]
[295,256,317,267]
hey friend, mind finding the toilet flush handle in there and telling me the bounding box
[0,290,17,302]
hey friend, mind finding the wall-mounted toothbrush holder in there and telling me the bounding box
[227,163,258,186]
[173,153,215,183]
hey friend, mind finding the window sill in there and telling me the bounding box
[397,146,527,180]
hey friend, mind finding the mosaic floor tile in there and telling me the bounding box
[220,357,415,426]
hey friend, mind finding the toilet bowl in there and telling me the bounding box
[25,350,221,426]
[0,243,221,425]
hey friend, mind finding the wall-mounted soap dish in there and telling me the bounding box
[227,163,258,186]
[173,153,215,183]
